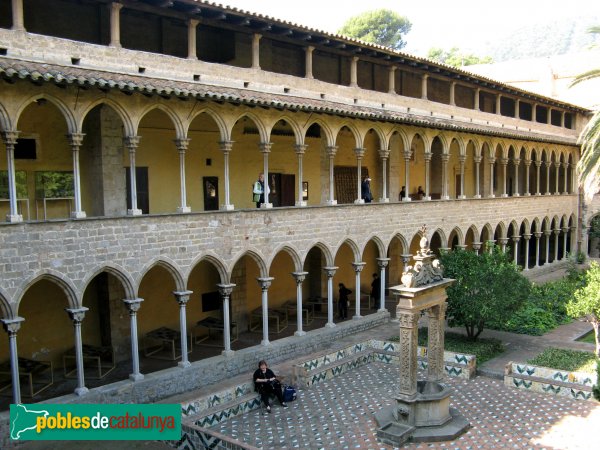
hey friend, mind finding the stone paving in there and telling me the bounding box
[212,362,600,449]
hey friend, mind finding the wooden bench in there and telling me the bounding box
[193,316,238,347]
[249,307,288,334]
[283,299,314,325]
[0,357,54,397]
[306,296,329,318]
[63,344,115,379]
[143,326,193,360]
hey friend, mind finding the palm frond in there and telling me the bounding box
[577,110,600,199]
[570,69,600,87]
[587,26,600,34]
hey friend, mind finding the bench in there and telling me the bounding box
[143,326,193,360]
[306,296,329,318]
[249,307,288,334]
[283,299,314,325]
[63,344,115,379]
[193,316,238,347]
[0,357,54,398]
[504,361,597,401]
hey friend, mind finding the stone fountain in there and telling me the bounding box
[375,226,470,446]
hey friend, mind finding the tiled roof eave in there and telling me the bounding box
[0,59,579,146]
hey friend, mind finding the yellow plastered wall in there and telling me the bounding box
[137,266,180,335]
[187,261,222,326]
[244,257,262,316]
[268,252,297,308]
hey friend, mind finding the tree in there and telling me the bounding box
[571,26,600,197]
[427,47,493,68]
[338,9,412,50]
[440,245,530,340]
[567,261,600,356]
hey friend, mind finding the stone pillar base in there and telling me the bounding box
[178,361,191,369]
[261,339,271,346]
[325,322,336,328]
[74,386,89,396]
[129,373,144,382]
[177,206,192,213]
[295,201,307,207]
[71,211,87,219]
[220,204,234,211]
[424,196,431,201]
[441,196,450,200]
[401,198,411,202]
[352,315,362,320]
[457,195,466,200]
[326,200,337,206]
[260,203,273,209]
[221,349,235,357]
[354,199,365,204]
[6,214,23,223]
[294,330,307,337]
[473,195,481,199]
[127,209,143,216]
[379,198,390,203]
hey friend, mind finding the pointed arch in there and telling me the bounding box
[15,93,77,133]
[447,227,464,247]
[268,244,303,272]
[363,125,387,150]
[230,112,270,143]
[333,122,362,148]
[15,271,79,312]
[302,118,335,147]
[229,250,268,279]
[81,263,136,300]
[186,106,228,142]
[134,104,185,138]
[335,238,362,261]
[187,253,229,285]
[137,258,185,293]
[0,101,12,131]
[361,234,386,258]
[78,98,134,136]
[302,241,334,267]
[267,114,303,145]
[386,232,409,256]
[0,288,13,319]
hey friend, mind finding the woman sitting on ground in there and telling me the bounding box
[253,360,287,413]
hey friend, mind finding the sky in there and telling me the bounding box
[217,0,599,56]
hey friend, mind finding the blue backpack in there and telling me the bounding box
[282,385,297,402]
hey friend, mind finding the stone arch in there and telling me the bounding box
[520,218,531,234]
[335,238,362,262]
[447,227,464,248]
[465,225,478,250]
[333,122,362,148]
[430,132,449,154]
[542,216,552,232]
[508,219,520,236]
[137,258,185,293]
[230,111,270,143]
[363,125,387,150]
[360,234,386,259]
[229,250,268,279]
[15,271,79,312]
[303,118,335,147]
[185,106,228,141]
[386,232,409,255]
[81,263,136,300]
[267,114,303,145]
[134,104,185,138]
[0,289,13,319]
[302,241,334,267]
[267,244,303,272]
[451,136,466,157]
[78,98,135,136]
[187,253,229,285]
[532,217,542,233]
[390,127,410,153]
[15,93,77,133]
[494,221,507,239]
[0,100,12,131]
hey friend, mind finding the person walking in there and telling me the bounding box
[338,283,352,320]
[361,176,372,203]
[253,173,265,208]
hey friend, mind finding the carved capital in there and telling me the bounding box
[1,317,25,335]
[257,277,274,291]
[326,146,338,157]
[522,234,532,240]
[351,262,366,273]
[353,147,366,159]
[67,133,86,148]
[294,144,308,155]
[123,135,141,151]
[397,311,419,328]
[400,254,412,264]
[291,271,308,284]
[534,231,542,238]
[217,283,236,298]
[173,290,193,305]
[0,130,20,146]
[123,298,144,313]
[219,140,234,153]
[524,158,532,167]
[174,138,190,152]
[323,266,338,278]
[471,242,482,250]
[378,148,390,160]
[376,257,390,269]
[66,307,89,323]
[258,142,272,153]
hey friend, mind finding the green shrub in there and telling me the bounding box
[527,348,597,373]
[594,360,600,402]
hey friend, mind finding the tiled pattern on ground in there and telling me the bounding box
[212,362,600,449]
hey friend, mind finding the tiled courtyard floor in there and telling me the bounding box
[212,362,600,449]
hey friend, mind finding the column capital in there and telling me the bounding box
[353,147,366,158]
[376,257,390,268]
[257,277,274,290]
[553,228,561,235]
[294,144,308,154]
[351,262,366,272]
[473,155,482,164]
[217,283,236,297]
[554,161,561,169]
[534,231,542,238]
[458,155,466,164]
[0,130,20,146]
[66,307,89,323]
[219,140,234,152]
[123,135,141,150]
[535,160,542,168]
[522,233,532,240]
[259,142,272,153]
[400,253,412,264]
[500,158,509,166]
[173,290,193,304]
[174,138,190,152]
[471,242,482,250]
[378,148,390,159]
[403,150,412,161]
[397,310,420,328]
[291,271,308,284]
[524,158,532,167]
[513,158,521,165]
[511,235,520,243]
[326,145,338,157]
[111,2,123,11]
[306,45,315,53]
[562,226,569,233]
[123,298,144,312]
[424,152,432,162]
[323,266,338,277]
[188,18,199,27]
[543,230,552,236]
[1,317,25,335]
[67,133,86,147]
[440,154,450,163]
[253,32,262,42]
[497,238,509,245]
[421,73,429,80]
[351,55,359,63]
[389,65,397,73]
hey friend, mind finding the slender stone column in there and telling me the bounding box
[545,161,551,195]
[173,291,192,368]
[544,230,551,264]
[388,66,397,94]
[424,152,432,200]
[257,278,273,345]
[535,161,542,195]
[534,231,542,267]
[377,258,390,312]
[66,307,89,395]
[513,158,520,196]
[1,317,24,404]
[474,88,480,111]
[449,82,456,106]
[426,304,447,383]
[488,158,496,198]
[401,254,412,273]
[252,33,262,69]
[67,133,87,218]
[397,310,420,399]
[500,158,508,197]
[1,131,23,223]
[498,237,509,253]
[174,138,191,213]
[326,146,338,205]
[458,155,466,199]
[472,242,482,254]
[295,144,308,206]
[474,155,482,198]
[515,99,520,119]
[124,136,142,215]
[379,148,390,203]
[219,140,234,211]
[109,2,123,48]
[350,56,359,87]
[524,159,531,195]
[523,234,531,270]
[511,236,520,264]
[259,142,273,208]
[553,229,560,261]
[352,262,366,319]
[324,267,337,328]
[400,150,411,201]
[561,111,565,128]
[562,227,569,259]
[562,163,569,194]
[570,226,577,254]
[554,162,560,195]
[354,148,366,204]
[421,74,428,100]
[547,108,552,125]
[217,283,235,356]
[11,0,25,31]
[305,46,314,79]
[291,272,308,336]
[495,94,501,114]
[122,298,144,381]
[441,154,450,200]
[486,240,496,254]
[532,104,537,120]
[187,19,199,59]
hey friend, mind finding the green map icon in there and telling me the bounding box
[10,404,49,440]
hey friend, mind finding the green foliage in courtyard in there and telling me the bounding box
[594,360,600,401]
[337,9,412,50]
[527,348,598,374]
[567,261,600,356]
[427,47,493,67]
[440,245,530,340]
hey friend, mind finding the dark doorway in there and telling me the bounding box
[125,167,149,214]
[203,176,219,211]
[267,173,295,207]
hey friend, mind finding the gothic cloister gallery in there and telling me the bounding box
[0,0,595,415]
